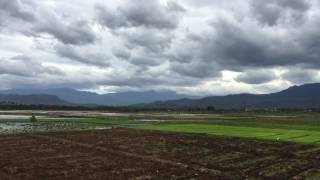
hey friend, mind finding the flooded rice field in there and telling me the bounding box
[0,122,112,134]
[0,123,30,131]
[0,111,119,134]
[0,110,160,135]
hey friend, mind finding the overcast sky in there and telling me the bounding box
[0,0,320,95]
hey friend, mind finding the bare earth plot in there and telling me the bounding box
[0,129,319,179]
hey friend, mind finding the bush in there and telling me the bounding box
[30,115,37,122]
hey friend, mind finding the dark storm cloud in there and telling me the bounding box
[251,0,310,26]
[113,48,131,60]
[236,70,277,84]
[0,0,96,45]
[198,19,298,69]
[102,71,201,88]
[95,0,184,69]
[0,0,35,22]
[208,3,320,70]
[128,55,162,67]
[121,28,173,53]
[95,0,185,30]
[2,0,320,94]
[0,55,63,77]
[55,44,109,66]
[170,60,221,78]
[166,1,320,81]
[205,20,270,68]
[167,33,222,78]
[34,19,96,45]
[282,69,319,84]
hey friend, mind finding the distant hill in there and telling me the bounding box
[0,88,193,106]
[0,94,70,106]
[138,83,320,109]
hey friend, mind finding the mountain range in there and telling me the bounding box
[0,94,69,106]
[1,83,320,108]
[0,88,192,106]
[137,83,320,109]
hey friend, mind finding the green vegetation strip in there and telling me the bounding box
[137,124,320,144]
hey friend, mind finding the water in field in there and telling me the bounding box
[135,119,167,122]
[0,115,31,120]
[0,115,113,134]
[0,123,30,130]
[0,111,147,134]
[0,123,36,134]
[99,112,129,117]
[0,122,112,134]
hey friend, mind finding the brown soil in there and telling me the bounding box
[0,128,319,179]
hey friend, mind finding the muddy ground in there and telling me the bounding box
[0,128,319,179]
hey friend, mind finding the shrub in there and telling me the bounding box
[30,115,37,123]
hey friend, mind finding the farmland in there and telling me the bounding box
[0,128,320,179]
[1,111,320,144]
[0,110,319,179]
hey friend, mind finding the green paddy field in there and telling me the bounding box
[133,112,320,144]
